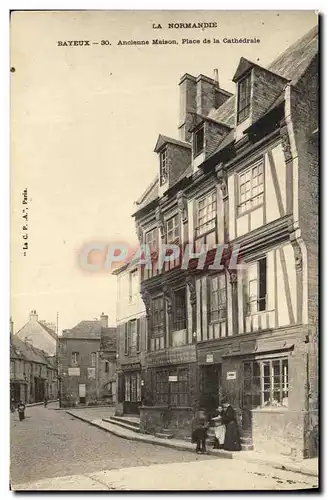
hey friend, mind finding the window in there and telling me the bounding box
[152,296,165,337]
[243,358,288,409]
[247,258,267,313]
[145,228,158,253]
[154,368,190,407]
[238,160,264,214]
[209,273,227,322]
[237,73,251,123]
[173,288,187,331]
[105,361,109,373]
[71,352,79,366]
[129,269,138,303]
[194,126,204,157]
[160,148,168,185]
[129,319,137,355]
[124,372,141,402]
[90,352,96,368]
[166,215,180,244]
[195,192,217,238]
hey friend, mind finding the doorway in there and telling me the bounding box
[79,384,86,404]
[200,364,222,415]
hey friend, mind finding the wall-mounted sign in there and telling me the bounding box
[68,367,80,376]
[169,375,178,382]
[88,368,96,379]
[206,354,214,363]
[226,371,236,380]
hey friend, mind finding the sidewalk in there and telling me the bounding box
[67,409,319,479]
[12,456,318,491]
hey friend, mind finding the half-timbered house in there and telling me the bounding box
[133,25,318,457]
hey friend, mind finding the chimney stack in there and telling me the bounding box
[100,313,108,328]
[29,310,38,322]
[214,69,219,87]
[178,73,197,142]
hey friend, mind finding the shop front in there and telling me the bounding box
[140,345,197,439]
[197,325,315,458]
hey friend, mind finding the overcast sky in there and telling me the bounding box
[10,10,317,333]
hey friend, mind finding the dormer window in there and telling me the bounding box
[193,125,204,157]
[237,72,251,124]
[160,148,168,186]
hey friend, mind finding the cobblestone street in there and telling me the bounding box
[10,404,318,491]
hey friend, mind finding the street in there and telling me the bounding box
[10,404,317,491]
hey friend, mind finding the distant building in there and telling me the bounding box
[58,314,117,407]
[10,333,58,404]
[113,259,147,416]
[15,310,57,355]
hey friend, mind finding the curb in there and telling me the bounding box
[66,411,232,459]
[66,411,318,478]
[26,399,58,407]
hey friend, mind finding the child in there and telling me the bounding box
[17,401,25,421]
[191,410,208,454]
[212,406,226,449]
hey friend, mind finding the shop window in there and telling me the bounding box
[154,368,190,407]
[209,273,227,322]
[173,288,187,331]
[247,258,267,313]
[124,372,141,403]
[243,358,288,409]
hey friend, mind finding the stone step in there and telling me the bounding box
[154,432,174,439]
[103,417,140,433]
[110,415,140,429]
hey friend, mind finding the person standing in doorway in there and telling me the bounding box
[222,404,241,451]
[17,401,25,421]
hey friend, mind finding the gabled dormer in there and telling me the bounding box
[233,57,289,141]
[154,134,191,197]
[189,113,231,171]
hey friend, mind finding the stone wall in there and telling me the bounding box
[140,406,194,439]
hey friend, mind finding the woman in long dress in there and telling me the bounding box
[212,406,226,449]
[222,404,241,451]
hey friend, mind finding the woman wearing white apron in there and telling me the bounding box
[212,406,226,449]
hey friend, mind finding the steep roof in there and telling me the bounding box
[62,320,102,339]
[268,24,318,84]
[11,334,50,365]
[212,24,318,127]
[38,321,57,340]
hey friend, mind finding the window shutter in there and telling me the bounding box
[124,322,128,355]
[136,318,141,353]
[128,322,132,355]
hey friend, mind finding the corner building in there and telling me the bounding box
[133,26,318,457]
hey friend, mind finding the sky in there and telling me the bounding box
[10,10,318,333]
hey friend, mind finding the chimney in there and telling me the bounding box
[100,313,108,328]
[29,310,38,322]
[196,74,217,116]
[214,69,219,87]
[178,73,197,142]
